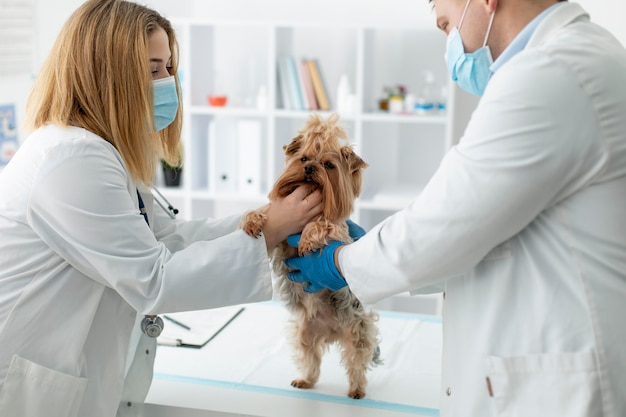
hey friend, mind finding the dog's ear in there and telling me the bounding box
[283,135,304,156]
[341,146,368,174]
[341,145,368,198]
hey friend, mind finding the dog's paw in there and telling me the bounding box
[297,238,321,256]
[298,220,349,256]
[348,389,366,399]
[241,210,267,238]
[291,379,315,389]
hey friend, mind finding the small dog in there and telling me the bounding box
[241,113,381,399]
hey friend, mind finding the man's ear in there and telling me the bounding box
[283,135,303,156]
[483,0,498,14]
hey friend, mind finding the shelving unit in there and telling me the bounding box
[158,19,478,232]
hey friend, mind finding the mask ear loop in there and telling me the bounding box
[483,9,496,47]
[458,0,473,31]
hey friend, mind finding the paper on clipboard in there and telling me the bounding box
[157,305,245,348]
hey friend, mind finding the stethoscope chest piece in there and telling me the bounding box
[141,315,164,338]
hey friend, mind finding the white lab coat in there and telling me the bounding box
[342,3,626,417]
[0,124,273,417]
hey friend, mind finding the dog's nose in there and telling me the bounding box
[304,165,315,177]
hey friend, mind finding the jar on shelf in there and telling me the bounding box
[415,71,439,116]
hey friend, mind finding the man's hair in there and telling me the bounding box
[26,0,182,184]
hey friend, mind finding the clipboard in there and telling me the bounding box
[157,305,245,348]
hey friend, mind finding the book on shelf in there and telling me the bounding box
[286,56,305,110]
[299,59,318,110]
[277,56,307,110]
[306,59,330,111]
[277,56,330,111]
[276,57,292,110]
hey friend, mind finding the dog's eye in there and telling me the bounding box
[300,157,308,162]
[324,162,335,169]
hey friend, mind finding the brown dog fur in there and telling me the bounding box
[241,113,381,399]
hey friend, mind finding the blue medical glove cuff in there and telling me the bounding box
[284,239,347,292]
[346,219,366,241]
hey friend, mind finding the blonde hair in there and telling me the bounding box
[26,0,182,184]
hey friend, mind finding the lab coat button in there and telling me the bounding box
[446,387,452,396]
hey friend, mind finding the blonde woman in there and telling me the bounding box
[0,1,322,416]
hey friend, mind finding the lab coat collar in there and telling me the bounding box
[527,2,589,49]
[489,2,565,75]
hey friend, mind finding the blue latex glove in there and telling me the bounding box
[346,219,366,241]
[284,235,347,293]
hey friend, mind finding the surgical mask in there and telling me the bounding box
[153,76,178,131]
[444,0,496,96]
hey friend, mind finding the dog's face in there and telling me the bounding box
[269,114,368,222]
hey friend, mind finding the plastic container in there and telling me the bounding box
[438,85,448,114]
[208,95,228,107]
[388,95,404,113]
[336,74,350,113]
[404,93,415,113]
[415,71,438,116]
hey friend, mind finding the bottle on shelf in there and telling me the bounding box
[415,71,438,116]
[404,92,415,113]
[388,95,404,114]
[336,74,350,114]
[438,85,448,114]
[256,85,268,110]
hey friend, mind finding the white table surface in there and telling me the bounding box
[145,301,442,417]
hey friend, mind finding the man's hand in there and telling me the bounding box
[284,236,347,293]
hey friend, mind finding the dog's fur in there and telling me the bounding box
[241,113,381,399]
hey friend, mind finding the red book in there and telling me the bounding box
[300,60,318,110]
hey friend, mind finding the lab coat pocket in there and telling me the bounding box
[486,351,601,417]
[0,354,88,417]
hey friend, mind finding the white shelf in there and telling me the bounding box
[189,106,267,117]
[160,19,478,227]
[274,109,357,121]
[361,112,447,125]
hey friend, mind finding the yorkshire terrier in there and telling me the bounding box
[241,113,381,399]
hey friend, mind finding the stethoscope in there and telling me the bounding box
[138,187,179,338]
[151,187,179,219]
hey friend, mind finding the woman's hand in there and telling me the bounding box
[262,185,323,250]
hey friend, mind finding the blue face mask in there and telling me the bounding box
[444,0,496,96]
[153,76,178,131]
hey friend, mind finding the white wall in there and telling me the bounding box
[1,0,437,145]
[31,0,626,67]
[35,0,85,69]
[145,0,623,42]
[14,0,626,79]
[144,0,626,37]
[32,0,437,70]
[1,0,624,145]
[148,0,435,26]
